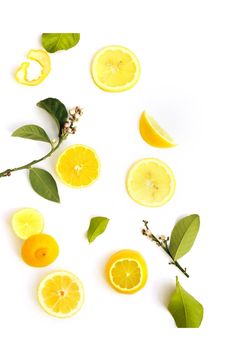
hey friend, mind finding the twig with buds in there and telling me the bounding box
[142,220,189,278]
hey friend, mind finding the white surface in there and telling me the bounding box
[0,0,235,355]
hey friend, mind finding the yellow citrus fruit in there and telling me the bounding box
[56,145,100,188]
[38,271,84,318]
[11,208,44,240]
[21,233,59,267]
[126,158,176,207]
[105,249,148,294]
[91,45,141,92]
[139,111,176,148]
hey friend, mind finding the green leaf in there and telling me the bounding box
[41,33,80,53]
[12,124,51,143]
[168,277,204,328]
[37,98,68,133]
[87,217,109,243]
[29,168,60,203]
[169,214,200,261]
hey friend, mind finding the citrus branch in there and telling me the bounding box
[0,137,64,178]
[142,220,189,278]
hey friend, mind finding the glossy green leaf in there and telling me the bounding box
[29,168,60,203]
[168,277,204,328]
[37,98,68,133]
[41,33,80,53]
[12,124,51,143]
[87,217,109,243]
[169,214,200,260]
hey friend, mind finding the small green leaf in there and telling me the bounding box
[12,124,51,143]
[168,277,204,328]
[37,98,68,133]
[41,33,80,53]
[169,214,200,261]
[29,168,60,203]
[87,217,109,243]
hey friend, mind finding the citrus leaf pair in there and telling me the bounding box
[41,33,80,53]
[168,277,204,328]
[169,214,200,261]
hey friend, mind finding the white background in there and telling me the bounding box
[0,0,235,355]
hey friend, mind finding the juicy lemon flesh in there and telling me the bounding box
[38,272,84,318]
[111,260,142,290]
[92,46,140,91]
[127,159,176,207]
[56,145,100,187]
[106,250,148,294]
[21,233,59,267]
[139,111,176,148]
[11,208,44,240]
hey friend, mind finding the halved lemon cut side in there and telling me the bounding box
[56,144,100,188]
[139,111,176,148]
[106,250,148,294]
[38,271,84,318]
[126,158,176,207]
[91,45,141,92]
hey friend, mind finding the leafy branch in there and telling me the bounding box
[0,98,83,202]
[142,214,200,278]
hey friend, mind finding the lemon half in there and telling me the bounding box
[106,250,148,294]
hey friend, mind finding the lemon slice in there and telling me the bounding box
[126,158,176,207]
[11,208,44,240]
[38,271,84,318]
[91,45,140,92]
[139,111,176,148]
[56,144,100,188]
[105,250,148,294]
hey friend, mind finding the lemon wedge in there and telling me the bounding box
[139,111,176,148]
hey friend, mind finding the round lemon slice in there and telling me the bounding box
[56,144,100,188]
[11,208,44,240]
[38,271,84,318]
[126,158,176,207]
[139,111,176,148]
[91,45,141,92]
[105,250,148,294]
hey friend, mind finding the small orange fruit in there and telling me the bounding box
[21,233,59,267]
[105,249,148,294]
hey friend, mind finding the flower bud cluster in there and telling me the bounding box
[62,106,83,135]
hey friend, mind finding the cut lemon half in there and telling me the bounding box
[126,158,176,207]
[105,250,148,294]
[11,208,44,240]
[56,145,100,188]
[91,45,140,92]
[139,111,176,148]
[38,271,84,318]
